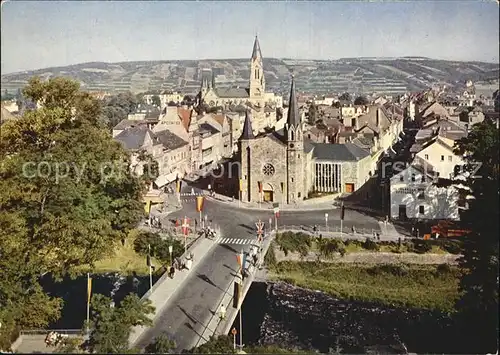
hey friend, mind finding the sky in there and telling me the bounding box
[1,1,499,74]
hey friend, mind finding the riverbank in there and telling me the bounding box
[264,251,461,312]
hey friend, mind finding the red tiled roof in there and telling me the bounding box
[211,113,225,126]
[177,107,192,132]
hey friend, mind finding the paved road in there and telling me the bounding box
[136,184,382,351]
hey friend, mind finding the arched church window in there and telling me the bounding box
[290,131,295,141]
[262,163,275,177]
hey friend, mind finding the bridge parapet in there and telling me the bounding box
[191,231,276,349]
[129,235,218,347]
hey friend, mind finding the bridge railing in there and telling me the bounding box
[19,329,83,336]
[278,224,380,237]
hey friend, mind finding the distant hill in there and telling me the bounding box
[2,57,498,96]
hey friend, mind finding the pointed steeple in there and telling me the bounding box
[251,35,262,60]
[286,75,300,128]
[240,110,255,140]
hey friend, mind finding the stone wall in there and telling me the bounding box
[273,247,460,265]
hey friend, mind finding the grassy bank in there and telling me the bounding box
[275,231,463,257]
[266,258,461,312]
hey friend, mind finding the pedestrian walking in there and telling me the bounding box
[169,265,175,279]
[252,253,258,266]
[219,304,226,320]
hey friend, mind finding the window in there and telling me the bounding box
[411,174,416,182]
[291,178,294,182]
[441,155,444,161]
[448,156,452,162]
[418,192,425,200]
[399,175,404,182]
[351,118,356,127]
[298,192,301,198]
[419,206,425,214]
[262,163,275,177]
[424,154,429,160]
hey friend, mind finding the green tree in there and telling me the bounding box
[100,91,139,129]
[151,95,161,108]
[338,92,351,102]
[87,294,154,354]
[183,335,234,354]
[137,150,159,187]
[353,96,369,105]
[307,103,317,125]
[0,77,146,348]
[452,119,499,352]
[145,333,176,354]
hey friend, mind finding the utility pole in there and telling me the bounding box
[147,244,153,293]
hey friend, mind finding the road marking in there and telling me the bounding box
[216,237,253,245]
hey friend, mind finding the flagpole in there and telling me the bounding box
[340,202,344,238]
[148,244,153,293]
[86,272,90,333]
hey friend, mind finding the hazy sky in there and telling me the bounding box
[1,1,499,74]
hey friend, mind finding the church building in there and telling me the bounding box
[239,77,375,205]
[198,36,282,110]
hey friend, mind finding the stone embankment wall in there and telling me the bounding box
[273,247,460,265]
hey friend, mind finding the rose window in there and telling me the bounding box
[262,163,275,177]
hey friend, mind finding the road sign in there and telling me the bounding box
[182,216,190,235]
[231,328,237,335]
[255,220,264,235]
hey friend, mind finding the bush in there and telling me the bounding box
[411,239,433,254]
[436,263,452,274]
[435,239,463,254]
[318,239,345,257]
[145,334,176,354]
[276,232,311,257]
[362,238,380,251]
[368,264,409,277]
[183,335,234,354]
[133,231,183,263]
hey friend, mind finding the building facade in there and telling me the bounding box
[390,165,460,221]
[238,77,376,205]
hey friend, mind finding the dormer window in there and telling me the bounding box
[411,174,416,182]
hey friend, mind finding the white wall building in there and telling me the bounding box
[414,136,465,179]
[390,165,460,221]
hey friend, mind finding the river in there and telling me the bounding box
[234,282,463,354]
[43,275,463,353]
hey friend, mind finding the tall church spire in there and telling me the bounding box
[251,35,262,60]
[286,75,300,128]
[240,110,255,140]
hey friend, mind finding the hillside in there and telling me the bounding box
[2,57,498,96]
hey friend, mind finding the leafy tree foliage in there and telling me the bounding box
[87,294,154,353]
[133,231,184,264]
[100,91,139,128]
[452,119,499,352]
[307,103,317,124]
[183,335,234,354]
[353,96,369,105]
[338,92,351,102]
[145,333,176,353]
[151,95,161,108]
[136,150,159,186]
[0,77,146,348]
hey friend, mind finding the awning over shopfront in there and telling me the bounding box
[155,172,179,188]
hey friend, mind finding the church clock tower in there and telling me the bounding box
[249,36,265,104]
[285,75,304,204]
